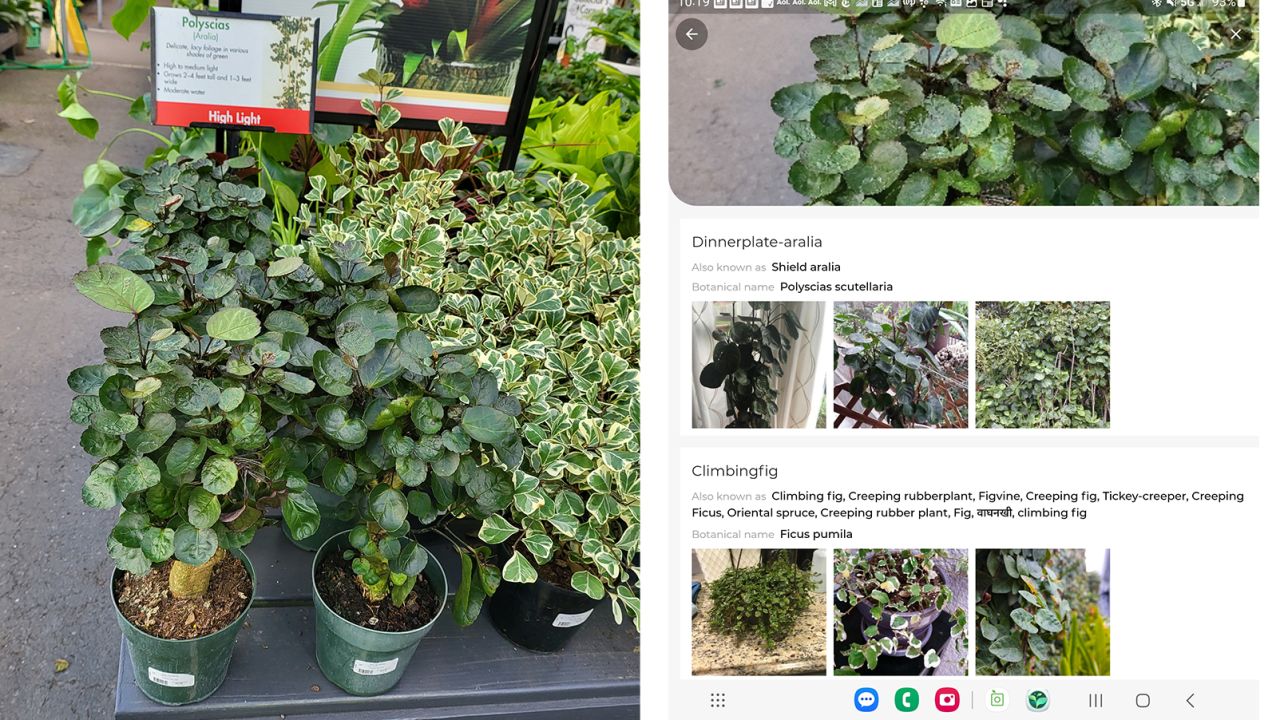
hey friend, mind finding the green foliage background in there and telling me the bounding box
[976,302,1110,429]
[772,1,1259,205]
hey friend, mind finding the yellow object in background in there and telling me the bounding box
[48,0,90,57]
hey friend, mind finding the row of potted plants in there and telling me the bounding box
[65,70,638,709]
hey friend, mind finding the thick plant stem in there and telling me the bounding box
[169,548,226,599]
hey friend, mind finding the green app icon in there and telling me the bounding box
[1027,690,1050,712]
[895,687,919,712]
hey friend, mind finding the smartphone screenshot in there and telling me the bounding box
[657,0,1271,718]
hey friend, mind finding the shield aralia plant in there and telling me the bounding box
[772,2,1258,205]
[69,156,324,598]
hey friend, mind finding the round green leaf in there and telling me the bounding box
[83,461,120,509]
[283,491,320,540]
[1075,8,1146,64]
[173,524,218,565]
[461,406,517,445]
[323,458,357,496]
[935,11,1002,49]
[73,264,154,314]
[788,162,840,198]
[801,140,860,175]
[1114,44,1169,102]
[959,104,992,137]
[771,82,830,121]
[1186,110,1224,156]
[810,92,857,143]
[843,140,907,196]
[207,307,261,342]
[165,437,206,477]
[266,256,303,277]
[201,456,239,494]
[369,485,409,531]
[395,286,440,314]
[140,527,175,563]
[1071,119,1134,175]
[906,96,960,144]
[187,488,221,529]
[115,456,162,495]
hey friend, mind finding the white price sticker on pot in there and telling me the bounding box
[352,658,398,676]
[147,667,195,687]
[552,609,594,628]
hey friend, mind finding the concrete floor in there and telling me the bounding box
[0,7,156,717]
[667,11,834,206]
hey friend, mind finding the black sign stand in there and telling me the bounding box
[218,0,554,171]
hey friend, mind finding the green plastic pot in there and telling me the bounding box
[113,548,256,706]
[311,530,447,696]
[284,483,353,552]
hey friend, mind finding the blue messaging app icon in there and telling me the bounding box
[855,687,879,712]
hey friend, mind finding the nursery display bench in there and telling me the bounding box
[114,528,639,720]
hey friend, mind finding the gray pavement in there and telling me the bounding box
[668,11,833,206]
[1,9,157,717]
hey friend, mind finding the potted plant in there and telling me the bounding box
[305,334,525,693]
[379,0,534,95]
[298,97,641,644]
[589,3,639,66]
[833,549,961,673]
[69,157,325,705]
[698,301,804,428]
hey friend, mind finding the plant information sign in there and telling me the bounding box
[150,8,319,134]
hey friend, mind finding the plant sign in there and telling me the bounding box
[150,8,319,134]
[239,0,555,139]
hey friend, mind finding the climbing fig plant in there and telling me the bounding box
[772,2,1258,205]
[699,302,803,428]
[976,549,1078,675]
[304,100,640,628]
[834,549,963,674]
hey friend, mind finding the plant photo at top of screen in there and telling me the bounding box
[668,1,1258,206]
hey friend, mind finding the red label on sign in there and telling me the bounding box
[154,102,312,135]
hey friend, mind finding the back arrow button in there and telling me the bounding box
[676,18,708,51]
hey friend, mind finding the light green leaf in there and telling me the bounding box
[207,307,261,342]
[935,11,1002,49]
[74,264,154,314]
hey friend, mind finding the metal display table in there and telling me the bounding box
[114,528,639,719]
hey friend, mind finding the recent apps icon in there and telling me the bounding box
[855,687,879,712]
[935,687,960,713]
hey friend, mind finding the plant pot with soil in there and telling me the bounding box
[113,548,256,705]
[67,158,354,704]
[487,547,604,652]
[311,529,447,695]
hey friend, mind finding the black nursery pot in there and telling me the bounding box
[489,576,601,652]
[602,43,637,65]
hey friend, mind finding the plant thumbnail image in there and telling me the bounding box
[833,549,969,676]
[773,2,1259,206]
[692,549,827,676]
[976,301,1110,429]
[833,302,968,429]
[976,549,1111,676]
[692,302,826,429]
